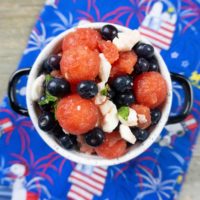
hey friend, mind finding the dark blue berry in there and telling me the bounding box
[38,112,56,131]
[43,59,52,73]
[149,62,159,72]
[134,43,154,58]
[101,25,118,41]
[135,58,149,74]
[77,80,98,99]
[114,92,135,107]
[42,55,61,72]
[47,78,70,97]
[48,55,61,70]
[69,134,77,145]
[84,128,105,147]
[148,57,159,72]
[38,96,52,111]
[112,75,133,93]
[107,87,116,100]
[151,109,161,125]
[51,124,77,146]
[57,134,74,149]
[131,127,149,142]
[49,123,65,137]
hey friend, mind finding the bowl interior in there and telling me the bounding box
[26,22,172,166]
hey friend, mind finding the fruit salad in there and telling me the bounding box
[32,24,167,159]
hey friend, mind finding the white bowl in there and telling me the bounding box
[26,22,172,166]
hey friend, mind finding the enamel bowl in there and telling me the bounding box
[8,22,192,166]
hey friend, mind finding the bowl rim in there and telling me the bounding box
[26,22,172,166]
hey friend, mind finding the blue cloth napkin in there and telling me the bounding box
[0,0,200,199]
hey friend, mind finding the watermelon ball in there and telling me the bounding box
[95,131,127,159]
[101,24,118,41]
[56,94,99,135]
[98,40,119,64]
[62,28,102,51]
[133,72,167,109]
[60,46,100,84]
[131,104,151,129]
[111,51,137,77]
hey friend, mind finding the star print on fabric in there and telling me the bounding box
[181,60,190,68]
[171,52,179,59]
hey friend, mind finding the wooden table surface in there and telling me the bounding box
[0,1,199,199]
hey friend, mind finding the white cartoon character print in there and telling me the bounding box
[139,1,177,52]
[157,115,197,147]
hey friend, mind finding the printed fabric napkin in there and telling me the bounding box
[0,0,200,200]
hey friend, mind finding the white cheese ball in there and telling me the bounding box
[119,124,136,144]
[100,100,119,133]
[99,53,111,83]
[31,74,45,101]
[94,82,107,105]
[113,30,141,51]
[102,112,119,133]
[118,108,138,127]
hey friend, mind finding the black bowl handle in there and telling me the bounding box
[167,72,193,124]
[8,68,31,116]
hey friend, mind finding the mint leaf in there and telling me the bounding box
[45,74,53,84]
[100,84,110,96]
[38,75,57,106]
[53,102,58,119]
[100,88,108,96]
[38,92,58,106]
[118,106,129,121]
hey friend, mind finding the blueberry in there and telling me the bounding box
[149,62,159,72]
[49,123,65,137]
[84,128,105,147]
[43,59,52,73]
[112,75,133,93]
[38,96,52,111]
[77,80,98,99]
[38,112,56,131]
[107,87,116,100]
[151,109,161,125]
[48,55,61,70]
[114,92,135,107]
[131,127,149,142]
[57,134,74,149]
[101,24,118,41]
[47,78,70,97]
[135,58,149,74]
[42,55,61,72]
[69,134,77,146]
[148,57,159,72]
[134,43,154,58]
